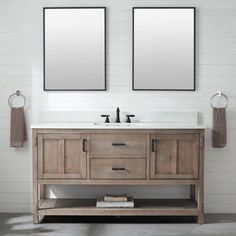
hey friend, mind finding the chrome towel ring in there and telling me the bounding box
[8,90,26,108]
[210,91,229,109]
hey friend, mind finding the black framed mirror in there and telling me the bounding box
[44,7,106,91]
[132,7,195,91]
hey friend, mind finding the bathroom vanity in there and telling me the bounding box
[31,123,204,224]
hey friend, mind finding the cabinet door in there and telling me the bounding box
[38,134,87,179]
[150,134,199,179]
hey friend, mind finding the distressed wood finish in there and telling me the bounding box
[38,199,198,216]
[32,128,204,224]
[150,134,199,179]
[90,158,146,179]
[90,133,147,156]
[37,179,198,185]
[32,129,39,224]
[38,133,87,179]
[197,129,205,224]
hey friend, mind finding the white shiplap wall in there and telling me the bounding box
[0,0,236,213]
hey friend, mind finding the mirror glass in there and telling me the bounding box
[133,8,195,91]
[44,8,106,91]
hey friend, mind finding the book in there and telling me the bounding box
[96,197,134,208]
[104,194,128,202]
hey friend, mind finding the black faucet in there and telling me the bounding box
[115,107,121,123]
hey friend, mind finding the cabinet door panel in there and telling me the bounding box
[65,139,86,177]
[177,139,197,176]
[150,134,199,179]
[43,139,60,174]
[155,140,176,175]
[38,134,87,179]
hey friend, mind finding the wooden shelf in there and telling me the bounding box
[38,199,198,216]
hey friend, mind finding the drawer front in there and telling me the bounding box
[90,134,147,156]
[91,158,146,179]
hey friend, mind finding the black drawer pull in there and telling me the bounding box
[82,139,86,152]
[112,143,126,146]
[152,139,155,152]
[112,167,126,171]
[152,139,159,152]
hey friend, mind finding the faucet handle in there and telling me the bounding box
[126,114,135,123]
[101,115,110,123]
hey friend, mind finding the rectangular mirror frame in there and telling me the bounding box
[43,7,106,91]
[132,7,196,91]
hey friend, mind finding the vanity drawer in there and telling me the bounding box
[90,158,146,179]
[89,134,147,156]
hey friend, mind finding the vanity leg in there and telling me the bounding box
[197,182,204,224]
[197,130,204,224]
[33,213,39,224]
[39,184,45,200]
[32,213,39,224]
[32,183,39,224]
[32,130,39,224]
[38,184,45,222]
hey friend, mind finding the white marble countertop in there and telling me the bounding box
[31,122,205,129]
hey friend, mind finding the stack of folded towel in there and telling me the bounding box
[96,194,134,208]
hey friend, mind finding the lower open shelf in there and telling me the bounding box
[38,199,198,216]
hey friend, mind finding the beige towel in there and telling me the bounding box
[10,107,27,147]
[212,108,227,148]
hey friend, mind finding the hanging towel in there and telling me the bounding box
[212,107,227,148]
[10,107,27,147]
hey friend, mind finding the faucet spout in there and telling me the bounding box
[115,107,120,123]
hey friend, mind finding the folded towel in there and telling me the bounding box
[10,107,27,147]
[104,194,128,202]
[212,107,226,148]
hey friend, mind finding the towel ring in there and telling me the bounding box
[210,91,229,109]
[8,90,26,108]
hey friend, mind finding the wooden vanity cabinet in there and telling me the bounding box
[32,128,204,224]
